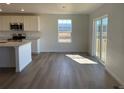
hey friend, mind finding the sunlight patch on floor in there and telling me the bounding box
[66,54,98,64]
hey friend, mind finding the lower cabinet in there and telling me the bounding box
[31,38,40,54]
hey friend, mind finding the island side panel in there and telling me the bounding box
[0,47,15,68]
[15,42,32,72]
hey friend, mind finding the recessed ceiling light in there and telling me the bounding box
[6,3,11,5]
[0,9,2,12]
[21,8,24,12]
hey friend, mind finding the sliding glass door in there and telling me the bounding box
[101,17,108,62]
[94,16,108,64]
[95,19,101,59]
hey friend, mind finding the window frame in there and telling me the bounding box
[58,19,72,32]
[57,19,72,43]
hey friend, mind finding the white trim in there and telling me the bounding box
[91,19,96,56]
[94,14,108,21]
[58,19,72,32]
[106,66,124,85]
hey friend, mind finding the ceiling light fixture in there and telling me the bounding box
[21,8,24,12]
[6,3,11,5]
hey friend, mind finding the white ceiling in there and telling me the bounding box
[0,3,103,14]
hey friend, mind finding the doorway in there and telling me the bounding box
[93,16,108,64]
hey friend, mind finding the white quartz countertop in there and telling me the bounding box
[0,40,31,47]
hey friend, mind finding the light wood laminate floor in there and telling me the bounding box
[0,53,119,89]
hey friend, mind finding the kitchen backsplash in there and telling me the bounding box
[0,31,41,40]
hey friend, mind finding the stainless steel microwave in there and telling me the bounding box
[10,23,24,31]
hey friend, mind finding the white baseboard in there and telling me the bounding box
[106,66,124,85]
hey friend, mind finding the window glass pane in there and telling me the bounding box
[58,19,72,32]
[58,32,71,43]
[101,17,108,62]
[58,19,72,43]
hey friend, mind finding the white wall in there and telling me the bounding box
[0,14,89,53]
[39,14,89,52]
[89,4,124,85]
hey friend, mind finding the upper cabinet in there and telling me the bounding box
[0,16,11,31]
[0,16,3,31]
[23,16,40,31]
[0,15,40,31]
[10,16,23,23]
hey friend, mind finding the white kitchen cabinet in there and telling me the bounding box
[0,16,3,31]
[0,16,11,31]
[23,16,40,31]
[9,16,23,23]
[0,15,40,31]
[31,38,41,54]
[0,16,23,31]
[0,41,32,72]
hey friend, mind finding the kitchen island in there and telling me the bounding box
[0,40,32,72]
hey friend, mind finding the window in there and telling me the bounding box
[58,19,72,43]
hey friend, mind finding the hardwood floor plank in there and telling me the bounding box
[0,53,120,89]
